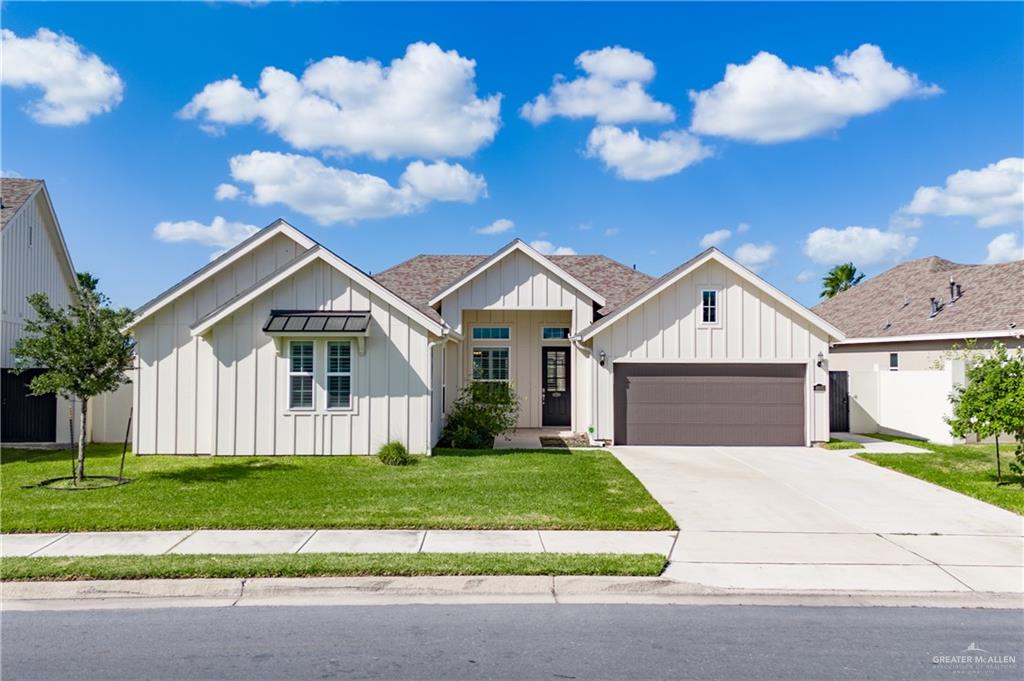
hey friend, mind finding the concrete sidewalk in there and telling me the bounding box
[830,432,931,454]
[4,576,1021,612]
[1,529,678,558]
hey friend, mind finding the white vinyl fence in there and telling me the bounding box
[846,360,966,444]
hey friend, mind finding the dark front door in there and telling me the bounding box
[542,347,571,427]
[1,369,56,442]
[828,371,850,433]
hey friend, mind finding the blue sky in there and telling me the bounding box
[3,1,1022,309]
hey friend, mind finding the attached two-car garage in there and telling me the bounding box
[613,363,807,446]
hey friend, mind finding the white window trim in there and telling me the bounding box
[470,324,512,341]
[288,339,315,411]
[472,345,512,382]
[698,287,722,328]
[326,340,354,411]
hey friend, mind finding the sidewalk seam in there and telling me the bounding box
[294,530,317,554]
[875,533,976,592]
[162,530,196,555]
[27,533,68,557]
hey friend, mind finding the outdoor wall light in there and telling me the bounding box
[816,351,824,368]
[599,350,606,367]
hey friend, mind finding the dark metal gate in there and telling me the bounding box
[1,369,56,442]
[828,371,850,433]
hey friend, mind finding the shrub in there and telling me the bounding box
[441,381,521,449]
[377,441,412,466]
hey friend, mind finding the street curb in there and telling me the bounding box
[3,576,1022,611]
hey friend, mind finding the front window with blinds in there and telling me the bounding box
[700,289,718,325]
[327,341,353,409]
[472,347,510,382]
[289,341,314,409]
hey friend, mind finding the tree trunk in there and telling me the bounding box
[75,397,88,483]
[995,435,1001,483]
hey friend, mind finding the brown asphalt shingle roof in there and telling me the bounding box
[373,253,655,318]
[812,256,1024,339]
[1,178,43,228]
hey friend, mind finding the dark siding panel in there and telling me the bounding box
[1,369,57,442]
[614,363,805,446]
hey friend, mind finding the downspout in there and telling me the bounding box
[425,330,450,456]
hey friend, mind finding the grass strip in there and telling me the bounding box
[857,434,1023,515]
[820,438,864,450]
[0,552,668,582]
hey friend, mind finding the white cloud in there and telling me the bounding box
[690,44,940,143]
[888,213,923,230]
[585,125,711,180]
[153,216,259,260]
[984,232,1023,264]
[521,46,674,125]
[0,28,124,125]
[227,151,486,225]
[476,218,515,235]
[796,270,817,284]
[804,226,918,266]
[700,228,732,249]
[903,157,1023,228]
[733,242,776,272]
[530,240,577,256]
[604,227,620,237]
[1,169,23,178]
[179,42,501,159]
[736,222,750,233]
[214,183,242,201]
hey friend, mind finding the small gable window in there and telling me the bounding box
[289,341,314,409]
[542,327,570,340]
[889,352,899,371]
[472,326,510,340]
[700,289,718,325]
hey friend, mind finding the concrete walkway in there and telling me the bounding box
[830,432,931,454]
[611,446,1024,594]
[1,529,678,558]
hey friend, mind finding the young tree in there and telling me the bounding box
[11,274,135,484]
[946,343,1024,483]
[820,262,865,299]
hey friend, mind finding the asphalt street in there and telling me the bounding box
[2,604,1021,681]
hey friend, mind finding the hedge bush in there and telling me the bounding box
[441,381,520,449]
[377,441,413,466]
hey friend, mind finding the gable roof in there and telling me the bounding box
[813,256,1024,342]
[131,219,317,327]
[1,179,44,228]
[189,245,446,337]
[578,248,845,341]
[424,239,608,307]
[374,252,653,316]
[1,179,77,292]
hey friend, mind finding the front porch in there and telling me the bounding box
[444,309,587,432]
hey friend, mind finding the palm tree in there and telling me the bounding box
[820,262,865,298]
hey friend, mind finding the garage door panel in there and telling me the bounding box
[626,403,805,427]
[614,363,806,446]
[624,378,802,406]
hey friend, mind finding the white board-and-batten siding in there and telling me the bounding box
[1,192,75,367]
[590,260,831,443]
[437,249,595,431]
[133,246,433,455]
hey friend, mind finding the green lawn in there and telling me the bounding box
[857,435,1024,515]
[820,438,864,450]
[1,444,674,532]
[0,552,667,581]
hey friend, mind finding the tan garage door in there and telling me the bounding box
[614,363,806,446]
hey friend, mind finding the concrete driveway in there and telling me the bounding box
[612,446,1024,594]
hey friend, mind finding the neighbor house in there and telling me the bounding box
[127,219,844,455]
[1,178,80,444]
[814,256,1024,442]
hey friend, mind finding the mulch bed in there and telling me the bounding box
[540,435,591,448]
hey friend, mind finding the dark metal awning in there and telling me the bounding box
[263,310,371,335]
